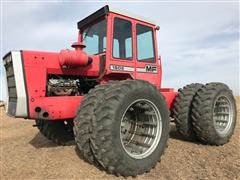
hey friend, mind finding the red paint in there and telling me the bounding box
[59,49,90,67]
[20,10,178,120]
[161,90,178,109]
[59,42,90,67]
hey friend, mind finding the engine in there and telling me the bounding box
[47,77,80,96]
[47,75,97,96]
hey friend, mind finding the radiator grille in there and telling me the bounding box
[4,54,17,115]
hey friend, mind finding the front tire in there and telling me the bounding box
[35,119,74,145]
[73,82,118,164]
[91,80,169,176]
[191,82,237,145]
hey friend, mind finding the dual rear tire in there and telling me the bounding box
[172,82,237,145]
[172,83,204,140]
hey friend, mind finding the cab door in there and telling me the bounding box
[135,23,160,88]
[106,15,135,79]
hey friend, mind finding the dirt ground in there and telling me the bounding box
[0,98,239,180]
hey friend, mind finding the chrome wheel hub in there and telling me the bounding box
[213,95,233,136]
[120,99,162,159]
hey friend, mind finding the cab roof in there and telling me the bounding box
[77,5,156,30]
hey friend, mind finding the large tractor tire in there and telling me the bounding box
[172,83,203,140]
[191,82,237,145]
[90,80,169,176]
[35,119,74,145]
[73,82,118,164]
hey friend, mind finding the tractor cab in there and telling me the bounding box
[77,5,161,87]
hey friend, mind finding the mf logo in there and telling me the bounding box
[145,65,157,73]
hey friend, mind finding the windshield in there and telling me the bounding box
[82,19,107,55]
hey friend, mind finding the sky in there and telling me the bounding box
[0,1,239,101]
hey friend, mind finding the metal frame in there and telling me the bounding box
[77,5,155,30]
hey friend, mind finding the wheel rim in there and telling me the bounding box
[120,99,162,159]
[213,95,233,136]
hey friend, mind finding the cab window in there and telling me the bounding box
[136,24,155,62]
[113,18,133,60]
[82,19,107,55]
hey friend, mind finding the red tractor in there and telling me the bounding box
[3,5,237,176]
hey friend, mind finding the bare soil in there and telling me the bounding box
[1,98,239,180]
